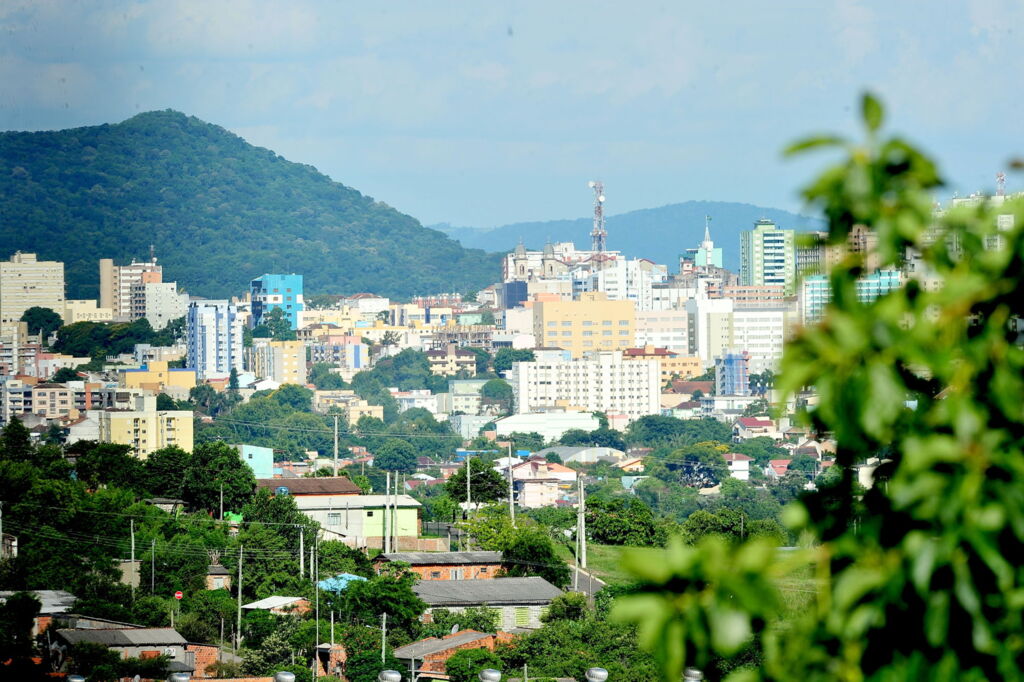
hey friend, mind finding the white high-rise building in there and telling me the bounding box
[686,297,734,368]
[573,259,667,311]
[99,258,162,322]
[740,219,796,295]
[186,300,244,380]
[0,253,65,335]
[730,308,790,374]
[635,310,690,353]
[507,349,660,421]
[143,282,188,330]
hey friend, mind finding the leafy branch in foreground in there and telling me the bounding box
[614,93,1024,680]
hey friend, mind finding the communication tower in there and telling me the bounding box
[588,181,606,252]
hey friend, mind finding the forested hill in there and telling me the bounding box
[0,110,502,300]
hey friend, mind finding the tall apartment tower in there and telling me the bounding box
[740,219,796,295]
[250,274,304,330]
[0,252,66,335]
[99,258,163,322]
[186,300,245,380]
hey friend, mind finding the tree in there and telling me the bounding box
[542,592,589,622]
[507,431,545,453]
[493,348,534,373]
[182,441,256,514]
[142,445,191,498]
[334,571,426,642]
[262,308,296,340]
[74,442,144,491]
[309,362,347,390]
[51,366,80,383]
[584,497,661,547]
[271,384,313,411]
[446,648,503,682]
[374,438,417,473]
[445,458,506,504]
[465,347,492,374]
[420,606,499,638]
[500,526,571,588]
[228,367,240,391]
[20,306,62,340]
[659,443,729,488]
[0,591,40,666]
[615,95,1024,680]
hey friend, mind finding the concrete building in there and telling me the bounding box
[118,361,196,395]
[413,577,562,631]
[508,349,660,421]
[740,219,796,295]
[99,257,161,322]
[533,292,636,358]
[0,253,65,335]
[141,281,188,330]
[635,310,689,353]
[799,269,904,325]
[716,351,751,396]
[91,394,194,458]
[251,273,304,330]
[686,297,734,368]
[374,551,503,581]
[493,411,600,443]
[425,344,477,376]
[683,221,724,269]
[729,307,790,374]
[236,444,274,479]
[247,339,307,385]
[573,259,667,311]
[63,299,113,324]
[186,300,244,380]
[623,345,701,383]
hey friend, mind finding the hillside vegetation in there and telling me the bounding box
[0,110,502,300]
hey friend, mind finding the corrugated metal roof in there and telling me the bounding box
[242,596,306,610]
[394,630,493,660]
[57,628,186,646]
[257,477,361,495]
[376,551,502,565]
[0,590,77,614]
[413,577,562,606]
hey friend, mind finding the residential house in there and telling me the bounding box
[425,344,477,376]
[55,628,198,677]
[413,577,563,631]
[722,452,754,481]
[534,445,625,465]
[205,564,232,591]
[617,457,645,473]
[666,380,713,398]
[766,459,792,479]
[374,551,503,581]
[0,590,76,635]
[395,630,511,679]
[734,417,781,441]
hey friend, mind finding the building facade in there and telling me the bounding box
[247,339,307,385]
[0,253,65,335]
[532,293,636,358]
[99,258,162,322]
[251,273,304,330]
[92,394,194,458]
[740,220,796,295]
[186,300,244,380]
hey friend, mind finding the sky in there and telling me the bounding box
[2,1,1022,228]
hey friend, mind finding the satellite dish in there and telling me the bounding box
[598,195,606,202]
[450,623,460,634]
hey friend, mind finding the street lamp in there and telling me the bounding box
[585,668,609,682]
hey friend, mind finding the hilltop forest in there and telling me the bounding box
[0,110,502,300]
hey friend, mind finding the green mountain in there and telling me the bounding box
[0,110,502,300]
[432,201,822,271]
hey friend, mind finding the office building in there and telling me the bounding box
[507,349,660,420]
[91,394,194,458]
[186,300,244,380]
[250,274,304,330]
[740,220,796,295]
[1,253,65,335]
[533,293,635,359]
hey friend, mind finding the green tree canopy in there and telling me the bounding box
[182,441,256,515]
[21,306,62,340]
[374,438,417,473]
[445,458,506,504]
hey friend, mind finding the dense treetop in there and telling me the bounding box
[0,110,501,299]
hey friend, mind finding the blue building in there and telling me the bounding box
[800,269,903,325]
[235,444,274,479]
[715,351,751,397]
[250,274,304,330]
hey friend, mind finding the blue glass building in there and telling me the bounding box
[250,273,304,330]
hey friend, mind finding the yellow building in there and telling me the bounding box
[247,340,307,385]
[119,361,197,393]
[93,394,194,458]
[346,401,384,426]
[623,345,702,382]
[63,299,114,324]
[1,252,65,335]
[533,293,636,358]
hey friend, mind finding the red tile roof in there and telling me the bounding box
[722,453,753,462]
[737,417,774,428]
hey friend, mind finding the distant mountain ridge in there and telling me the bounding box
[0,110,502,300]
[432,201,822,270]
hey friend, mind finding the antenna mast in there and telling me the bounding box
[588,181,606,252]
[996,172,1006,197]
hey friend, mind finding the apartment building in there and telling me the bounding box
[799,270,903,325]
[99,258,161,322]
[532,292,635,359]
[91,394,194,458]
[247,339,306,385]
[141,282,188,330]
[118,361,197,395]
[507,349,660,420]
[572,259,667,311]
[635,310,689,353]
[425,344,477,376]
[186,300,244,380]
[622,345,701,383]
[63,299,114,324]
[250,273,304,330]
[740,220,796,295]
[0,253,65,335]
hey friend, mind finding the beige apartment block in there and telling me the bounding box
[533,292,636,358]
[247,339,307,385]
[92,394,193,458]
[99,258,162,322]
[63,299,114,324]
[623,345,701,382]
[0,252,66,334]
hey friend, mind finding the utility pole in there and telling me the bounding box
[130,519,135,599]
[299,528,305,578]
[465,454,472,511]
[150,540,155,593]
[383,472,391,554]
[577,477,587,570]
[381,612,388,663]
[333,414,340,476]
[219,482,224,521]
[507,443,515,527]
[236,545,243,650]
[314,533,320,680]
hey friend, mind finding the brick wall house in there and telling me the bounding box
[395,630,515,677]
[374,551,503,581]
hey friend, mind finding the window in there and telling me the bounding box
[514,607,530,626]
[479,567,488,574]
[602,320,612,326]
[366,511,374,517]
[327,513,341,526]
[430,571,441,579]
[619,320,630,325]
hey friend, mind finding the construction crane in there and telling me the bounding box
[588,181,606,252]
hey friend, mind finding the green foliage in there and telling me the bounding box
[446,647,503,682]
[585,497,662,547]
[52,318,178,359]
[465,346,492,374]
[331,570,426,643]
[182,441,256,514]
[618,95,1024,680]
[741,397,770,417]
[507,431,546,453]
[317,540,375,578]
[542,591,589,623]
[20,306,62,339]
[625,415,732,446]
[309,362,348,390]
[559,426,626,450]
[142,445,191,498]
[374,438,417,473]
[50,366,81,382]
[0,110,500,300]
[420,606,500,638]
[500,525,572,588]
[493,348,534,373]
[0,591,40,663]
[480,377,513,413]
[445,458,506,503]
[74,442,144,491]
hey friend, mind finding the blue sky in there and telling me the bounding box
[2,1,1021,227]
